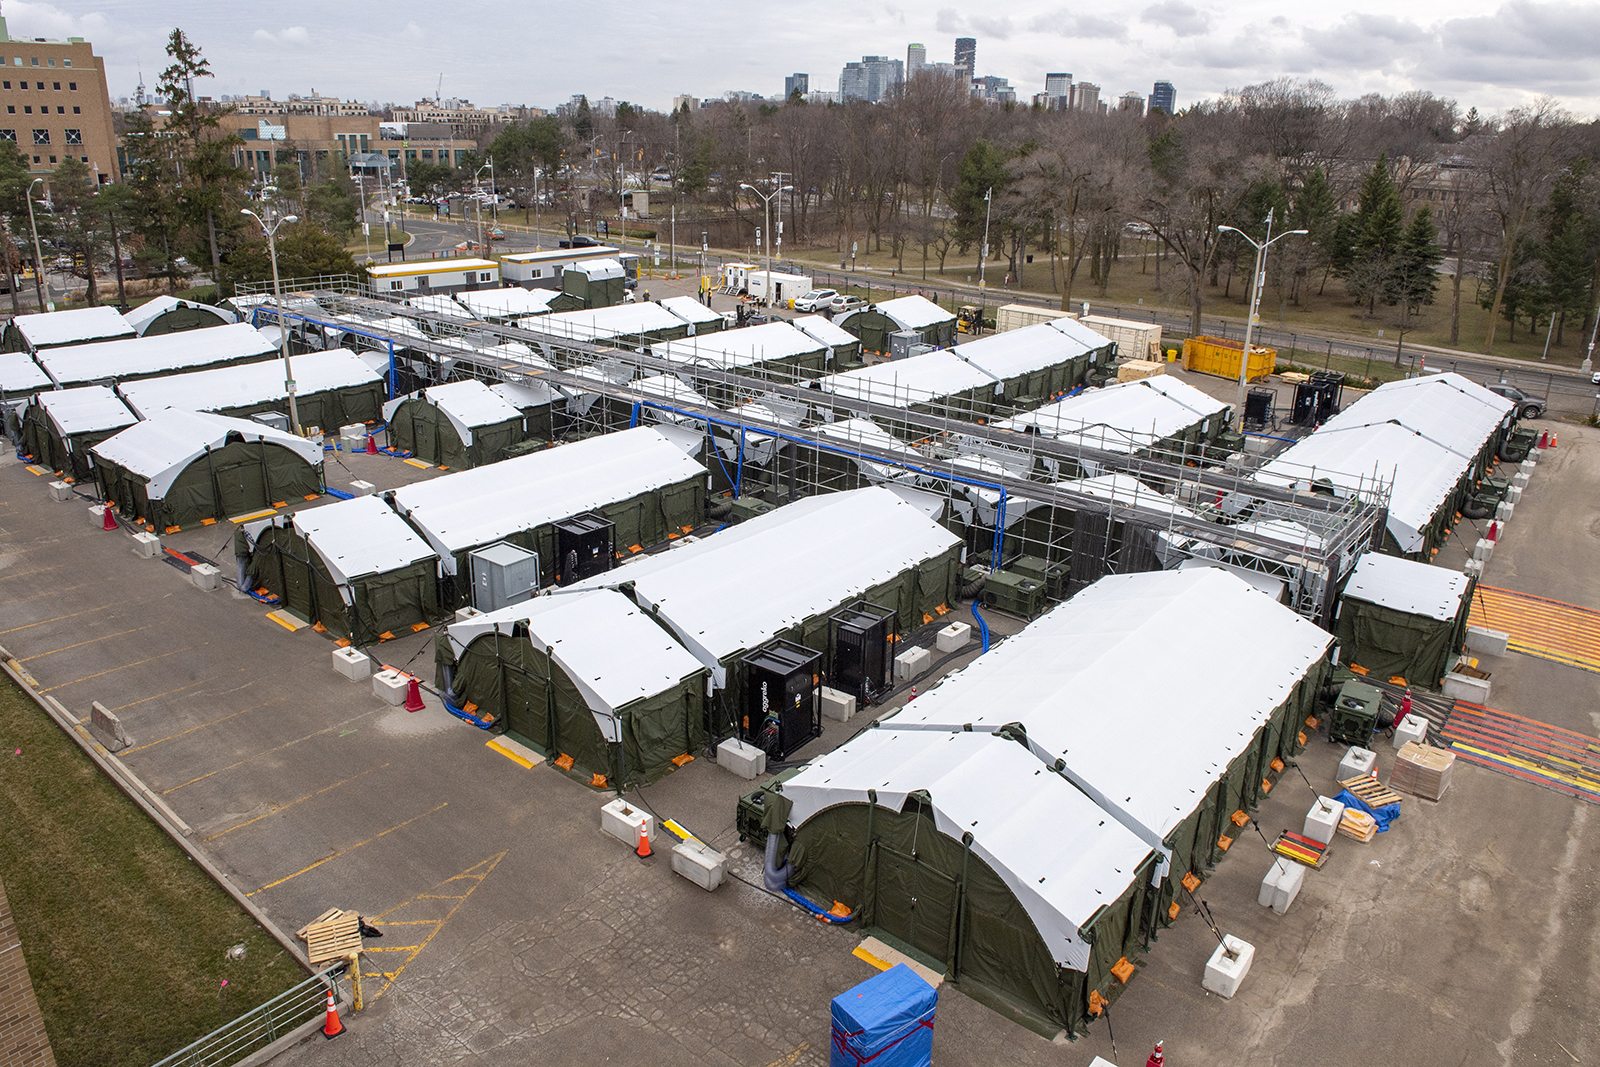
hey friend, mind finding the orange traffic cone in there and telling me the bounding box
[404,677,426,712]
[635,820,652,858]
[1550,432,1558,448]
[1538,430,1549,449]
[101,505,118,531]
[366,434,378,455]
[321,988,344,1039]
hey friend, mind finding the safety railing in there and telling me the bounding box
[149,962,345,1067]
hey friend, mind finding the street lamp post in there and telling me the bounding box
[978,187,993,290]
[739,180,791,308]
[1217,208,1307,430]
[26,178,52,311]
[240,207,303,436]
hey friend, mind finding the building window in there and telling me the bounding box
[64,129,80,145]
[55,106,63,114]
[52,82,59,90]
[532,268,543,278]
[35,82,43,90]
[0,130,12,141]
[31,155,38,163]
[32,129,47,145]
[390,280,402,290]
[480,272,493,282]
[22,106,29,114]
[80,156,87,163]
[5,107,12,115]
[359,134,369,151]
[2,81,9,89]
[46,59,55,67]
[63,60,71,68]
[69,82,76,91]
[30,58,38,66]
[47,155,55,163]
[72,107,79,114]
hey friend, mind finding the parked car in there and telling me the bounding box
[794,288,839,312]
[829,295,865,314]
[1485,382,1546,420]
[559,236,600,248]
[488,226,506,241]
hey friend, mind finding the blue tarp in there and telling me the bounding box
[1336,787,1401,832]
[829,963,937,1067]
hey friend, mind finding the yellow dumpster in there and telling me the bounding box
[1181,335,1276,381]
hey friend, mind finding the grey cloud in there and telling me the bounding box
[1027,9,1129,39]
[934,7,962,34]
[1439,1,1600,61]
[1140,1,1210,37]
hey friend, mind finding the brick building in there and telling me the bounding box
[0,19,117,184]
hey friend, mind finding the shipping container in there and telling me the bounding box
[995,303,1076,333]
[1081,315,1163,361]
[1182,335,1275,381]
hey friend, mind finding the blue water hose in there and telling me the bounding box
[971,602,990,653]
[783,888,853,923]
[325,487,357,500]
[442,696,493,730]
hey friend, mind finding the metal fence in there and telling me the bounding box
[149,963,344,1067]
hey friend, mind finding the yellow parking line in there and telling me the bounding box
[486,737,535,769]
[247,802,448,897]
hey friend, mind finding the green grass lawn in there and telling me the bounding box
[0,680,306,1067]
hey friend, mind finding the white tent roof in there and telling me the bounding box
[391,425,706,574]
[36,385,137,437]
[448,589,706,739]
[1044,315,1120,351]
[1341,552,1471,623]
[288,495,438,585]
[888,568,1332,854]
[1061,473,1199,520]
[627,374,715,423]
[861,295,955,330]
[10,306,135,349]
[1176,558,1289,602]
[945,320,1098,376]
[36,322,278,387]
[115,349,380,418]
[658,295,722,328]
[381,379,524,447]
[1319,372,1512,455]
[782,727,1156,972]
[525,302,685,344]
[455,287,560,319]
[997,376,1229,453]
[573,487,960,686]
[0,352,50,394]
[122,295,238,336]
[90,409,322,500]
[490,379,557,409]
[791,315,858,349]
[651,322,824,370]
[814,417,925,485]
[567,257,624,280]
[405,294,474,318]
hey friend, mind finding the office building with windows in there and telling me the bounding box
[785,73,809,99]
[0,19,116,184]
[1149,80,1176,114]
[906,43,925,75]
[954,37,976,80]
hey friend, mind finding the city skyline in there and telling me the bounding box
[9,0,1598,118]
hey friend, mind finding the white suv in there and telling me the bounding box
[794,288,838,312]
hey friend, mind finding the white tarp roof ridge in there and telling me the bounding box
[0,352,51,393]
[37,385,137,437]
[454,287,561,319]
[13,306,136,348]
[115,349,379,418]
[791,315,858,347]
[288,494,437,585]
[657,296,722,326]
[1342,552,1471,622]
[651,322,824,369]
[36,322,278,386]
[866,295,955,330]
[90,408,321,500]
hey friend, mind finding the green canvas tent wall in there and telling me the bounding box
[243,495,439,645]
[390,424,708,607]
[657,296,724,336]
[2,306,135,354]
[489,379,558,445]
[547,258,627,311]
[569,486,962,738]
[1,352,52,442]
[20,385,137,482]
[766,727,1159,1038]
[123,295,238,337]
[382,378,529,469]
[115,348,387,430]
[836,295,956,354]
[889,567,1332,947]
[445,588,710,787]
[792,314,862,366]
[92,409,324,530]
[1334,552,1475,690]
[34,322,279,389]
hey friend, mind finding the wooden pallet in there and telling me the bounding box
[297,908,363,965]
[1339,775,1403,808]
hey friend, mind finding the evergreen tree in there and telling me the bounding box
[1538,162,1594,345]
[950,140,1009,254]
[1290,166,1338,301]
[1344,153,1404,314]
[156,30,247,282]
[1393,204,1442,320]
[573,96,593,141]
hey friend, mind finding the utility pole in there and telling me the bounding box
[240,207,302,435]
[978,187,992,290]
[1218,208,1307,430]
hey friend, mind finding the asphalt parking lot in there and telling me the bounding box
[2,394,1598,1066]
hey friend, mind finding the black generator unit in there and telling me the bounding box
[829,601,897,707]
[554,512,614,586]
[1245,388,1274,427]
[743,639,823,760]
[1311,371,1344,421]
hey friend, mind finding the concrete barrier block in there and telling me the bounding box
[1270,862,1306,915]
[893,645,931,683]
[1520,455,1537,471]
[717,738,766,780]
[601,797,654,847]
[48,480,71,502]
[1394,716,1428,749]
[820,687,856,722]
[1464,558,1484,578]
[1466,626,1509,657]
[670,838,727,891]
[89,700,132,751]
[1512,472,1530,489]
[1202,935,1255,998]
[454,606,486,624]
[1244,435,1273,455]
[1303,797,1346,846]
[89,504,110,526]
[1496,501,1514,523]
[190,562,219,591]
[372,668,409,706]
[1472,538,1494,562]
[1442,672,1492,703]
[349,480,376,497]
[1338,746,1377,782]
[1506,486,1522,504]
[936,621,972,653]
[132,531,161,558]
[332,646,371,681]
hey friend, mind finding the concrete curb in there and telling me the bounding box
[230,987,354,1067]
[0,642,314,976]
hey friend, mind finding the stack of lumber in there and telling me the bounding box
[1391,741,1456,800]
[1337,810,1377,842]
[295,907,364,966]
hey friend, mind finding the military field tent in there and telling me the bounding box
[572,487,962,734]
[446,589,711,787]
[657,296,724,336]
[889,568,1332,934]
[454,287,561,323]
[3,306,135,354]
[244,495,439,645]
[20,385,137,481]
[792,314,863,366]
[771,727,1158,1037]
[382,379,528,469]
[35,321,279,389]
[123,295,238,337]
[549,258,628,311]
[997,375,1231,476]
[1257,373,1514,559]
[815,321,1109,434]
[489,379,559,444]
[91,409,324,529]
[115,348,386,429]
[524,302,691,352]
[812,417,930,490]
[652,323,828,402]
[1334,553,1474,690]
[837,295,956,353]
[391,425,707,604]
[1,352,51,441]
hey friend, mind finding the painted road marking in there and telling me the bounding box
[247,802,450,897]
[205,764,391,841]
[1470,585,1600,673]
[360,851,506,998]
[1440,700,1600,805]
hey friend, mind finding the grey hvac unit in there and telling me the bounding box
[468,540,540,612]
[251,411,290,432]
[888,330,923,361]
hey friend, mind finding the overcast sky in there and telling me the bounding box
[9,0,1598,119]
